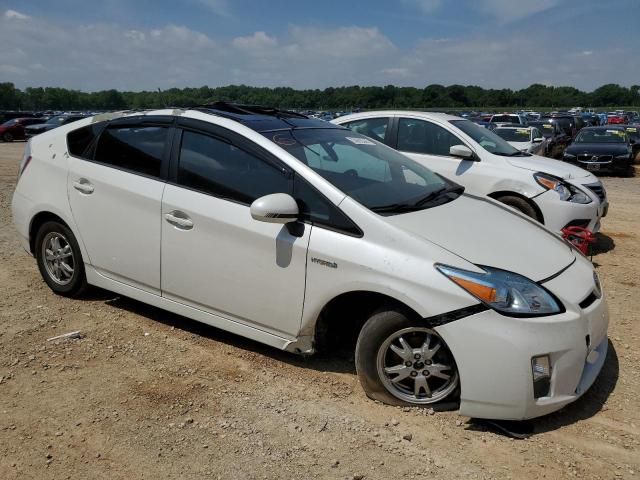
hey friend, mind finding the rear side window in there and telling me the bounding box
[94,125,168,178]
[177,130,290,204]
[67,123,105,159]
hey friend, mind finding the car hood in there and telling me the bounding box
[385,195,575,282]
[508,141,532,150]
[565,143,629,156]
[505,154,592,179]
[26,124,54,132]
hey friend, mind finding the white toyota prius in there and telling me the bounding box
[12,104,609,420]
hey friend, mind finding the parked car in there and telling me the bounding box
[488,114,528,126]
[528,121,572,159]
[540,115,578,138]
[563,126,634,175]
[12,104,608,420]
[620,125,640,163]
[0,111,37,124]
[606,113,625,125]
[24,114,87,139]
[493,126,547,155]
[334,111,608,233]
[0,117,47,142]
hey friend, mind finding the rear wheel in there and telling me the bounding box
[35,221,87,296]
[495,195,538,220]
[2,132,13,142]
[355,309,459,407]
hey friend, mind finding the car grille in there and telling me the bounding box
[585,182,607,202]
[578,154,612,162]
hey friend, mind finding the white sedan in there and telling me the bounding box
[494,126,548,155]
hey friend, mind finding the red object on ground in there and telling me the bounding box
[561,226,596,255]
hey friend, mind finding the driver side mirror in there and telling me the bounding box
[533,137,544,143]
[250,193,299,224]
[449,144,476,160]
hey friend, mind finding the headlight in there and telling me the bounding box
[436,264,563,317]
[615,153,631,159]
[563,153,576,159]
[533,172,592,204]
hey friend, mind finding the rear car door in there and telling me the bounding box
[160,119,309,338]
[66,117,171,294]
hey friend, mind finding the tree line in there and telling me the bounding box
[1,82,639,111]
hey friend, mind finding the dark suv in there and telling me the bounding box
[528,121,572,158]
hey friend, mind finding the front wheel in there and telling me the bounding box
[495,195,539,221]
[35,221,87,296]
[355,309,459,407]
[2,132,13,142]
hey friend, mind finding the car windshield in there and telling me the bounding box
[574,129,626,144]
[491,115,518,123]
[449,119,524,156]
[494,128,531,142]
[529,122,554,137]
[46,115,67,124]
[264,128,461,213]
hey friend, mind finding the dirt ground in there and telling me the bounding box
[0,141,638,480]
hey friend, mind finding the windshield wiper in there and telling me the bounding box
[370,185,465,214]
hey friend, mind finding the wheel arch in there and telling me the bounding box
[29,211,75,255]
[313,290,422,353]
[488,190,545,224]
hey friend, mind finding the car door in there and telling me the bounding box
[67,117,171,294]
[160,120,310,338]
[393,117,478,181]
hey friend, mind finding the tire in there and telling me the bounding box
[355,308,460,408]
[2,132,13,142]
[35,221,88,297]
[495,195,538,220]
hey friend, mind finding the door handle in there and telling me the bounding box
[73,179,94,194]
[165,211,194,229]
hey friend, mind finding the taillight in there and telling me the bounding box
[17,141,32,181]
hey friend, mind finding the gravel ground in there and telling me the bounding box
[0,141,638,480]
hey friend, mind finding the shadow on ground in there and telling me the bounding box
[100,292,357,375]
[591,232,615,255]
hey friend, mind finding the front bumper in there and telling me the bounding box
[435,259,609,420]
[565,157,631,174]
[532,188,602,233]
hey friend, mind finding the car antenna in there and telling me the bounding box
[157,88,168,108]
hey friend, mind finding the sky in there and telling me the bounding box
[0,0,638,92]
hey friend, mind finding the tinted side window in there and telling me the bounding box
[397,118,463,156]
[178,130,290,204]
[95,125,168,177]
[293,175,361,236]
[343,118,389,143]
[67,123,105,159]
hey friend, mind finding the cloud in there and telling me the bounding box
[191,0,230,17]
[402,0,442,14]
[0,9,636,92]
[232,31,278,51]
[473,0,559,23]
[4,9,29,20]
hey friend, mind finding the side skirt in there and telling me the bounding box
[85,265,296,352]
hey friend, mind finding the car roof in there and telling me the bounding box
[85,103,343,133]
[336,110,462,122]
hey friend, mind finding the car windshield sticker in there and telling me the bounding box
[516,129,529,134]
[626,127,637,132]
[346,136,376,145]
[606,130,623,135]
[543,124,552,128]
